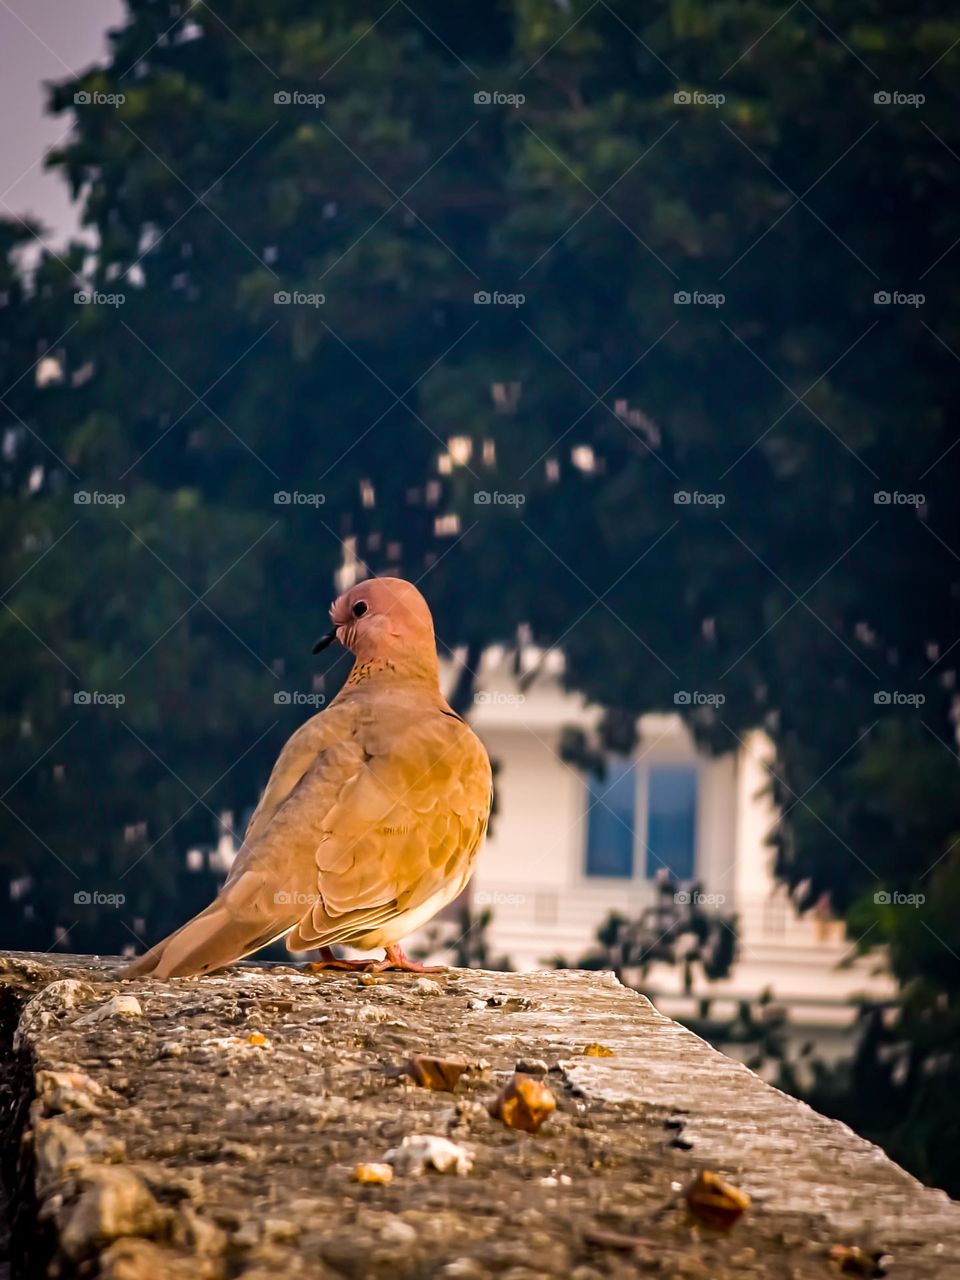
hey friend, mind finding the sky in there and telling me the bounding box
[0,0,123,247]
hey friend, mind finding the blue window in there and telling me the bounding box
[585,759,636,877]
[645,764,698,880]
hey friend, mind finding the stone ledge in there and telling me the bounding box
[0,951,957,1279]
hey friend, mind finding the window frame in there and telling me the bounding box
[581,755,701,887]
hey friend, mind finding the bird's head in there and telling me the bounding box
[313,577,437,666]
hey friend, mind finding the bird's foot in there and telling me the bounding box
[371,944,446,974]
[305,946,376,973]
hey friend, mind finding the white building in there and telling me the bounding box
[414,645,896,1065]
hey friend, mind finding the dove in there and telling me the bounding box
[122,577,492,979]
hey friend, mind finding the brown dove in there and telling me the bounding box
[122,578,492,978]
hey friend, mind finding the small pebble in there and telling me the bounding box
[489,1074,557,1133]
[354,1162,394,1185]
[673,1259,711,1278]
[72,994,143,1025]
[380,1217,417,1245]
[263,1218,299,1243]
[731,1247,757,1267]
[356,1004,390,1023]
[384,1134,473,1176]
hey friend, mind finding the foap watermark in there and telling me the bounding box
[674,290,724,308]
[674,490,725,506]
[74,290,125,308]
[74,490,126,506]
[675,690,726,707]
[874,290,924,308]
[474,490,525,506]
[675,890,726,907]
[274,691,326,708]
[474,691,525,706]
[74,90,125,107]
[474,290,525,308]
[874,690,925,707]
[674,89,725,108]
[874,90,924,108]
[274,90,326,107]
[874,890,925,906]
[274,490,325,506]
[474,90,525,107]
[475,890,526,906]
[874,490,924,506]
[74,889,125,906]
[274,890,321,906]
[74,690,126,707]
[274,290,325,307]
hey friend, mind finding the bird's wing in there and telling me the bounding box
[235,700,358,856]
[287,709,492,949]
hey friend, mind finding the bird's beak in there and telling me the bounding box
[312,628,338,654]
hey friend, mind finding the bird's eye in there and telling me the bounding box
[352,601,368,618]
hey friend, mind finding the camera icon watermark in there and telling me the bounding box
[274,290,325,307]
[74,889,126,906]
[474,691,525,706]
[274,691,326,707]
[673,490,725,506]
[74,290,125,308]
[474,90,525,107]
[274,90,325,107]
[74,690,126,707]
[474,490,525,506]
[874,690,925,707]
[673,290,724,308]
[874,90,924,107]
[674,89,725,107]
[473,290,525,308]
[674,690,726,707]
[74,490,126,506]
[74,90,125,107]
[873,491,925,506]
[274,491,325,506]
[873,290,924,308]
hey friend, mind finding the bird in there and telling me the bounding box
[121,577,493,979]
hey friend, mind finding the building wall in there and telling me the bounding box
[470,707,742,969]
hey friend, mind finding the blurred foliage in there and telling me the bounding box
[564,877,737,987]
[685,989,796,1076]
[413,902,515,971]
[1,0,960,1191]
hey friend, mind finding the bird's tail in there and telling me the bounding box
[120,876,297,980]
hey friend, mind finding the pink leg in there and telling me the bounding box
[305,946,376,973]
[371,943,446,974]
